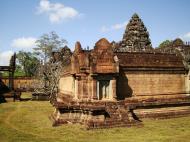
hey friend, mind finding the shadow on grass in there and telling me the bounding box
[20,98,32,101]
[130,109,142,122]
[0,94,6,103]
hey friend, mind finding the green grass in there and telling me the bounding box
[1,71,25,77]
[21,92,32,99]
[0,100,190,142]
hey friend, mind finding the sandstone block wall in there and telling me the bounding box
[117,72,186,97]
[185,72,190,93]
[59,76,74,95]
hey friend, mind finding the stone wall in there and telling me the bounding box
[1,77,35,91]
[117,72,186,98]
[185,72,190,93]
[59,76,74,95]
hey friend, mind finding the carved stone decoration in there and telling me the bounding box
[74,41,83,54]
[91,38,119,74]
[120,13,153,52]
[71,41,90,74]
[94,38,111,51]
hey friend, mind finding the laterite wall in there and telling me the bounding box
[1,77,35,90]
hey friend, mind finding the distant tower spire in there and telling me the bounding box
[121,13,153,51]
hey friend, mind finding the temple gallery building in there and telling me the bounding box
[51,13,190,129]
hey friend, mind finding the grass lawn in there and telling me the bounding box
[0,95,190,142]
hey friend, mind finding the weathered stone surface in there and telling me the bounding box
[51,98,142,129]
[118,73,186,97]
[116,52,184,69]
[51,13,190,129]
[51,94,190,129]
[119,13,153,51]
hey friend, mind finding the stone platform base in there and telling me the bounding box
[51,94,190,129]
[134,106,190,119]
[51,100,142,129]
[127,94,190,119]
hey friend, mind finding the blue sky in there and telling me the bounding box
[0,0,190,65]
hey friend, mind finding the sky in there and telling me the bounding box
[0,0,190,65]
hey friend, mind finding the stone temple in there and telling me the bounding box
[51,13,190,129]
[119,13,153,51]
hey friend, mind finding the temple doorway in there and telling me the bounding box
[98,80,110,100]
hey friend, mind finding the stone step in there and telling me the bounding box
[134,106,190,119]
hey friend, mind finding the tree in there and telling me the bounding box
[16,51,39,77]
[34,31,67,64]
[33,32,71,99]
[158,40,172,48]
[173,38,184,46]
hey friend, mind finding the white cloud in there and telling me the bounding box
[101,21,127,33]
[37,0,80,23]
[0,51,14,66]
[11,37,37,49]
[100,26,109,32]
[181,32,190,41]
[111,21,128,30]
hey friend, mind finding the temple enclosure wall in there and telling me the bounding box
[117,72,187,98]
[1,77,35,91]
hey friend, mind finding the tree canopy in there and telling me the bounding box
[173,38,184,46]
[158,40,172,48]
[16,51,39,77]
[33,31,71,97]
[34,31,67,64]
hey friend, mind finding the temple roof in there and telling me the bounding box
[94,38,111,50]
[116,52,185,69]
[74,41,83,54]
[119,13,153,52]
[132,13,139,18]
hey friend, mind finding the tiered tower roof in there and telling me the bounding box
[120,13,153,51]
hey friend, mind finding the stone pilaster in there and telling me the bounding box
[74,78,79,99]
[112,79,117,100]
[92,79,98,100]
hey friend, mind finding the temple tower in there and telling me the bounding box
[120,13,153,51]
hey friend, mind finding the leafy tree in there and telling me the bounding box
[14,65,25,76]
[33,32,70,99]
[173,38,184,46]
[158,40,172,48]
[34,31,67,64]
[16,51,39,77]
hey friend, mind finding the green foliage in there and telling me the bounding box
[158,40,172,48]
[16,51,39,77]
[34,31,67,64]
[0,70,25,77]
[14,70,25,77]
[173,38,184,46]
[0,100,190,142]
[33,31,69,95]
[158,38,184,48]
[0,72,8,77]
[14,65,25,76]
